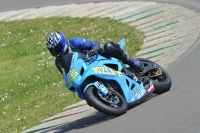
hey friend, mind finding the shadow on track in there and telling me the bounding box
[38,94,157,133]
[40,111,114,133]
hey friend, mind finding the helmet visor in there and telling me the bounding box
[48,44,63,58]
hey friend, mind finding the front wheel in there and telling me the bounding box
[137,58,172,94]
[84,86,127,116]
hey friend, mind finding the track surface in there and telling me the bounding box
[1,0,200,133]
[1,0,200,12]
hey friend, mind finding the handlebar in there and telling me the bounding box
[84,49,100,61]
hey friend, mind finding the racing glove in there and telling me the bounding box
[87,48,100,57]
[85,48,100,60]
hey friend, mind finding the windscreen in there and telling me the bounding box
[57,52,86,74]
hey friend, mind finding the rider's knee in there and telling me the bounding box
[104,42,114,50]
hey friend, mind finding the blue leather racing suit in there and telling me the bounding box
[55,38,143,74]
[56,38,100,74]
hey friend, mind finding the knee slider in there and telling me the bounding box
[104,42,114,50]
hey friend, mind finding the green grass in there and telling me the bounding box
[0,17,144,133]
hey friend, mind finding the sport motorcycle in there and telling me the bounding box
[61,39,172,116]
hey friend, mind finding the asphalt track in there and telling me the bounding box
[1,0,200,12]
[1,0,200,133]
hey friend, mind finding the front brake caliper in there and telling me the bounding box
[153,68,162,76]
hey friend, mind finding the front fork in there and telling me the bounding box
[83,81,108,96]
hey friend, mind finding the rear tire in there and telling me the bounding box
[137,58,172,94]
[84,86,127,116]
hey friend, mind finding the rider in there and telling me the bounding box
[46,31,144,75]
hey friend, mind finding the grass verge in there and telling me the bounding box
[0,16,144,132]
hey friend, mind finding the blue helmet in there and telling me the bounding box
[46,31,68,58]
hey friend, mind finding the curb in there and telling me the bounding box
[62,100,87,112]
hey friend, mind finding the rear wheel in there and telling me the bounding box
[84,86,127,116]
[137,58,172,94]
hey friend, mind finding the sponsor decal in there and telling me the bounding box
[147,85,155,93]
[67,69,78,86]
[131,85,140,97]
[131,85,146,102]
[92,66,122,76]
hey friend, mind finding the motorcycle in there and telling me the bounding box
[61,39,172,116]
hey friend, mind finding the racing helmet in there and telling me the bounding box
[46,31,68,58]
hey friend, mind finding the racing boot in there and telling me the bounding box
[122,53,144,72]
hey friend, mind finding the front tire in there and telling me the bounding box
[84,86,127,116]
